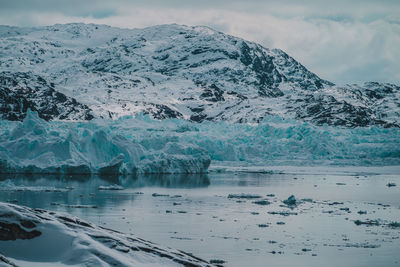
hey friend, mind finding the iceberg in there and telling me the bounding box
[0,109,399,175]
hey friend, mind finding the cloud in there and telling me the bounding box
[0,0,399,84]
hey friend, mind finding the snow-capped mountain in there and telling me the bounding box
[0,23,399,127]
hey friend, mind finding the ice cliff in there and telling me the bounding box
[0,110,210,174]
[0,110,399,175]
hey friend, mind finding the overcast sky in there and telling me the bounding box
[0,0,399,84]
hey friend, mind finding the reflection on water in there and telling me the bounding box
[0,173,210,212]
[0,173,210,188]
[0,171,399,267]
[130,173,210,188]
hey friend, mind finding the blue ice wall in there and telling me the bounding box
[0,111,399,175]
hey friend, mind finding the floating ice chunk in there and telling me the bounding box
[283,195,297,206]
[98,184,124,190]
[252,200,271,205]
[227,194,262,199]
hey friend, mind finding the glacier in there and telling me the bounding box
[0,109,399,175]
[0,110,210,174]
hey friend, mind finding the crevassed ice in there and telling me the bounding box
[0,110,210,174]
[0,110,399,175]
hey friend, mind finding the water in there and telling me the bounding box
[0,167,399,267]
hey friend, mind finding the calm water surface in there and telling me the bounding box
[0,168,399,267]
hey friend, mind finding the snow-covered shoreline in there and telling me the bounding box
[0,202,213,267]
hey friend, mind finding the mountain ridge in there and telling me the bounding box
[0,23,398,127]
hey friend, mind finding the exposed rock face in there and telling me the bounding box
[0,23,398,127]
[0,221,41,241]
[0,72,93,121]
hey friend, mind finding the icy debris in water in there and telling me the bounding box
[152,193,169,197]
[0,180,71,192]
[355,220,400,228]
[376,203,390,207]
[228,194,262,199]
[386,182,396,187]
[252,200,271,205]
[354,219,381,226]
[340,207,350,212]
[388,222,400,228]
[210,259,226,264]
[66,205,98,209]
[325,242,380,248]
[344,243,380,248]
[322,210,334,214]
[283,195,296,206]
[98,184,124,190]
[327,201,344,206]
[267,211,298,216]
[45,188,68,192]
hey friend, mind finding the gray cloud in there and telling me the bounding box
[0,0,399,84]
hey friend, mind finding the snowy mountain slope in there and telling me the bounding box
[0,202,214,267]
[289,82,400,127]
[0,23,398,127]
